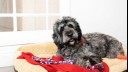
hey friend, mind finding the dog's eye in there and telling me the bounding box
[58,27,64,33]
[68,24,74,28]
[83,56,89,61]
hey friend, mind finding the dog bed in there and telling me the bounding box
[13,42,127,72]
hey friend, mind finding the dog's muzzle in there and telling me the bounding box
[62,30,78,45]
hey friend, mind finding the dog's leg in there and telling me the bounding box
[76,54,104,71]
[106,39,124,58]
[76,51,103,66]
[89,55,102,65]
[75,57,91,67]
[89,55,104,71]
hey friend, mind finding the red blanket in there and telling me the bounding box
[17,52,109,72]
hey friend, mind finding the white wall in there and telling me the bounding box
[0,30,53,67]
[70,0,127,45]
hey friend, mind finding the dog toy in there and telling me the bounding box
[117,54,127,60]
[32,56,74,64]
[32,55,104,71]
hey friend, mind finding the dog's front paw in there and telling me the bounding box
[95,63,104,71]
[89,55,102,65]
[88,63,104,71]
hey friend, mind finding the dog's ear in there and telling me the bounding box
[52,19,62,46]
[76,24,82,41]
[53,32,61,46]
[73,19,82,41]
[69,17,82,41]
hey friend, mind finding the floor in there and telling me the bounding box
[0,66,127,72]
[0,66,15,72]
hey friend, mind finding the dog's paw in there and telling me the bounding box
[89,55,102,65]
[88,63,104,71]
[95,63,104,71]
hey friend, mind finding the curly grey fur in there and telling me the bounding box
[52,16,124,67]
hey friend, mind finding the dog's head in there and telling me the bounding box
[52,16,82,46]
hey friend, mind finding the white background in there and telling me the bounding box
[70,0,127,45]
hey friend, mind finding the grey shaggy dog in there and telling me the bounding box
[52,16,124,69]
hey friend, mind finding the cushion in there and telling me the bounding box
[13,42,127,72]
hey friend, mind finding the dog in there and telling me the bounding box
[52,16,124,69]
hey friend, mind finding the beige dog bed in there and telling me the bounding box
[13,42,127,72]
